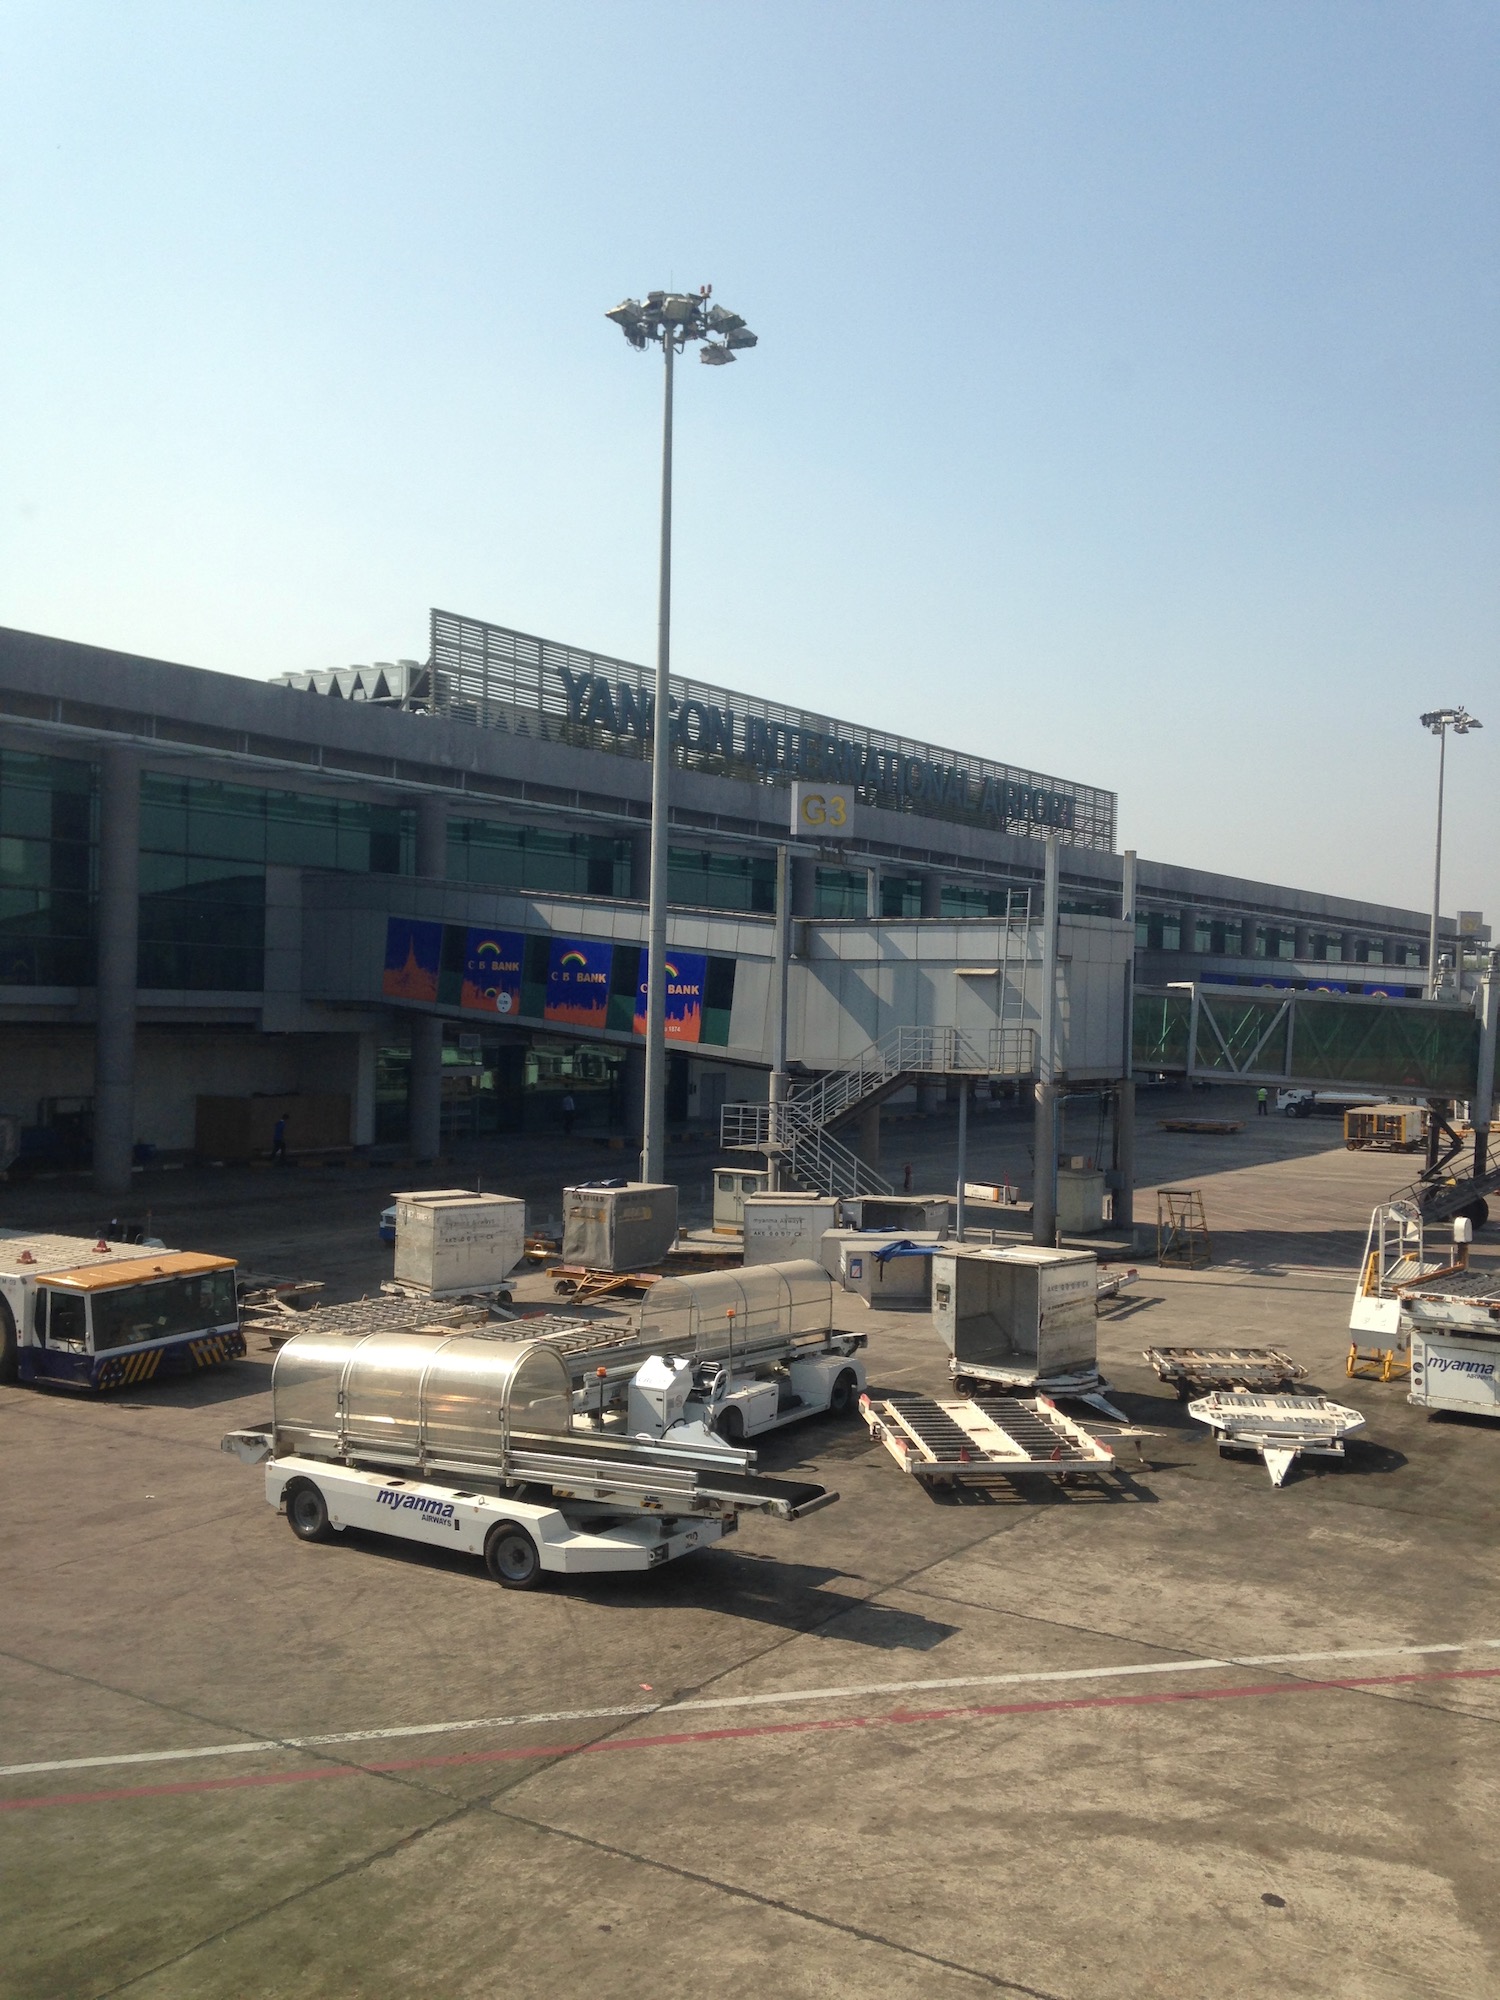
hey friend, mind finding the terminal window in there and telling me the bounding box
[1193,918,1243,955]
[942,885,1029,920]
[448,819,629,898]
[1253,925,1296,960]
[668,848,776,913]
[815,867,867,919]
[139,776,414,991]
[1136,911,1181,952]
[0,750,94,987]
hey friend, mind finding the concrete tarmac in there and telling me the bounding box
[3,1099,1499,1998]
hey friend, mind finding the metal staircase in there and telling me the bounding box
[720,1025,1036,1198]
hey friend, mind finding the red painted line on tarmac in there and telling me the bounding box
[4,1665,1498,1815]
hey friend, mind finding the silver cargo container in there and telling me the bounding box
[392,1190,526,1294]
[562,1182,678,1272]
[932,1245,1099,1385]
[842,1196,950,1237]
[270,1329,573,1472]
[742,1193,842,1266]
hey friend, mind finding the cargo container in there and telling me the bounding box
[562,1181,678,1272]
[932,1245,1102,1394]
[392,1190,526,1294]
[741,1193,842,1265]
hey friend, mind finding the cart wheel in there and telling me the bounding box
[829,1369,859,1417]
[1461,1198,1490,1231]
[553,1278,577,1296]
[1175,1380,1193,1402]
[717,1406,746,1445]
[0,1298,16,1386]
[286,1480,332,1543]
[485,1522,542,1590]
[953,1375,975,1396]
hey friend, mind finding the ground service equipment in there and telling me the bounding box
[0,1232,242,1390]
[562,1182,678,1272]
[539,1260,866,1445]
[860,1390,1124,1492]
[1188,1392,1366,1486]
[1399,1262,1500,1417]
[932,1244,1123,1416]
[392,1190,526,1294]
[222,1329,837,1589]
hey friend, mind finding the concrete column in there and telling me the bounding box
[1294,923,1312,961]
[920,874,943,919]
[790,856,818,917]
[409,1019,443,1162]
[94,748,140,1196]
[1032,835,1061,1246]
[1113,1080,1136,1233]
[352,1032,377,1147]
[857,1100,881,1168]
[1178,906,1197,957]
[622,1044,647,1158]
[1116,849,1137,1234]
[866,866,880,920]
[416,794,448,879]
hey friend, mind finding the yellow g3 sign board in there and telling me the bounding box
[790,783,854,834]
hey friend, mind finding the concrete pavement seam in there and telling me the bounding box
[481,1799,1074,2000]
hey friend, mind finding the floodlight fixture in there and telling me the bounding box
[1421,706,1482,736]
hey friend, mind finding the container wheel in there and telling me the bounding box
[829,1369,859,1417]
[0,1298,15,1386]
[1462,1198,1490,1230]
[485,1522,543,1590]
[286,1480,332,1543]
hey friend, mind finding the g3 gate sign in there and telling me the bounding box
[790,783,853,834]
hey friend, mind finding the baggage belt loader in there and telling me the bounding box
[223,1326,838,1590]
[534,1259,867,1446]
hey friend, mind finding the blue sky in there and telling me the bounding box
[2,2,1495,919]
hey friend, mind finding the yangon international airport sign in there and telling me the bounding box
[430,610,1117,851]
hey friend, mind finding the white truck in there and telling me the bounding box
[223,1326,837,1589]
[0,1231,242,1391]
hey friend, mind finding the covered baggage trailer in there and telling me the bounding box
[223,1327,837,1589]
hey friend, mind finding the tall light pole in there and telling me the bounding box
[1420,707,1482,998]
[605,288,758,1182]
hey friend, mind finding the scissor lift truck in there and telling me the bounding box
[0,1232,242,1390]
[223,1327,836,1589]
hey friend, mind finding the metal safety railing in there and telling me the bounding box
[720,1022,1040,1199]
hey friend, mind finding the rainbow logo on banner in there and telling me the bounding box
[544,936,613,1028]
[461,928,525,1014]
[382,918,441,1003]
[634,949,707,1043]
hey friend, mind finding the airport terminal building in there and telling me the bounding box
[0,609,1455,1190]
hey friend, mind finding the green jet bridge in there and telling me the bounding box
[1133,984,1480,1099]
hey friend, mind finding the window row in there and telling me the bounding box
[141,775,412,874]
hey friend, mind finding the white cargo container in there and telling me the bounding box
[742,1193,842,1266]
[837,1238,934,1310]
[817,1227,944,1279]
[562,1182,678,1272]
[1056,1168,1107,1235]
[392,1190,526,1295]
[932,1245,1101,1392]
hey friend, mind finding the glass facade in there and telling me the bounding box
[668,847,776,912]
[943,885,1025,919]
[815,867,868,918]
[0,750,93,986]
[880,876,924,918]
[140,777,413,991]
[1136,910,1181,952]
[1193,917,1244,955]
[448,819,629,897]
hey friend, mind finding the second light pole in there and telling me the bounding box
[605,288,757,1181]
[1420,705,1481,998]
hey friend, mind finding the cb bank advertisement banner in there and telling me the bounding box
[461,927,525,1014]
[634,949,707,1044]
[544,937,614,1028]
[382,917,442,1003]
